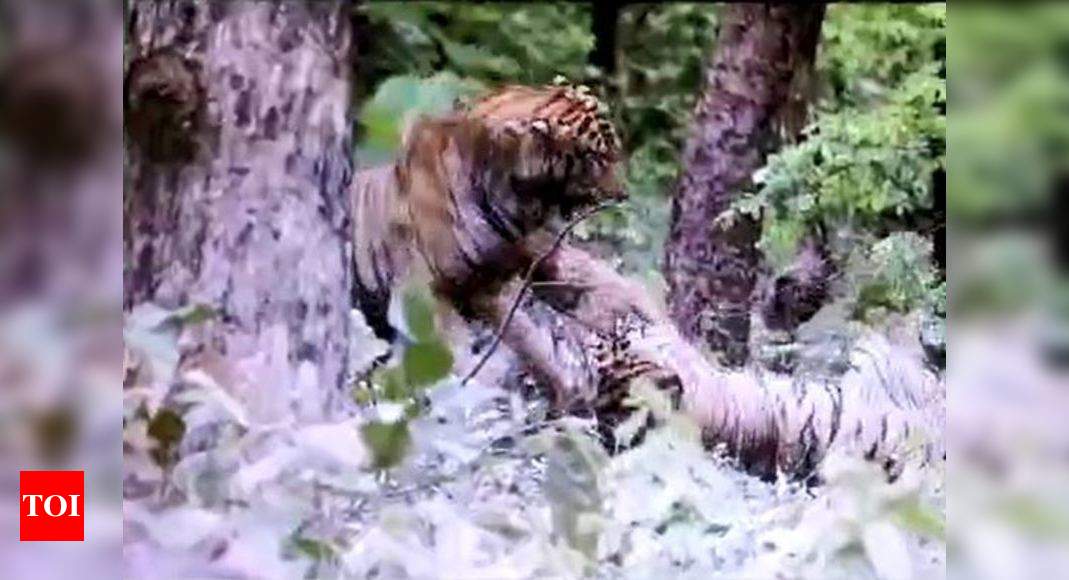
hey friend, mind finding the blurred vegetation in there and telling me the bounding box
[949,6,1069,326]
[950,5,1069,224]
[355,282,454,468]
[358,2,594,87]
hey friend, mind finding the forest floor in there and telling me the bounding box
[120,304,946,579]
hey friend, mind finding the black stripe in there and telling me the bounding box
[369,241,389,291]
[533,92,568,116]
[576,116,592,135]
[458,241,482,274]
[476,184,521,243]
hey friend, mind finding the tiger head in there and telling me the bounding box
[465,81,625,211]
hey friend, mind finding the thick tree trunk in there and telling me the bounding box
[124,1,355,421]
[664,5,825,366]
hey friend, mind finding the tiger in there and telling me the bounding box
[350,82,626,400]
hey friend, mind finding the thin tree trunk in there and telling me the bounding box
[124,1,355,421]
[664,4,825,366]
[589,1,619,76]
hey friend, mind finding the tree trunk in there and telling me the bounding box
[664,4,825,366]
[589,1,619,76]
[124,1,355,421]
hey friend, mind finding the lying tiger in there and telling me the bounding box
[350,82,627,402]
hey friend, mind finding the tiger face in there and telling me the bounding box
[467,82,626,210]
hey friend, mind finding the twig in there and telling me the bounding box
[461,201,618,385]
[528,280,597,289]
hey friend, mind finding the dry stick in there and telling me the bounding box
[461,201,619,385]
[529,280,597,289]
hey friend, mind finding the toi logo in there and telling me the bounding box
[20,471,84,541]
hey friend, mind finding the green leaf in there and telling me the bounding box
[438,37,522,78]
[402,285,438,342]
[361,420,411,470]
[147,408,186,468]
[893,499,946,540]
[402,339,453,388]
[352,384,375,406]
[167,304,217,327]
[375,367,408,402]
[288,533,337,562]
[358,73,480,159]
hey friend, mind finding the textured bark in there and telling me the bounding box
[664,5,825,366]
[124,1,355,421]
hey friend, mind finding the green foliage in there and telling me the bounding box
[402,284,438,342]
[359,282,454,469]
[892,496,946,541]
[761,69,942,215]
[402,340,453,387]
[951,236,1053,318]
[848,233,938,321]
[357,72,483,166]
[359,2,593,86]
[361,420,412,470]
[616,5,718,198]
[363,283,454,404]
[166,303,217,327]
[740,68,943,275]
[949,6,1069,222]
[728,4,945,313]
[820,4,945,107]
[286,532,338,564]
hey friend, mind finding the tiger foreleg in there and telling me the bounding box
[469,288,584,409]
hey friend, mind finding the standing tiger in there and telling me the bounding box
[350,82,625,399]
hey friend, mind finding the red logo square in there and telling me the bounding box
[19,470,84,541]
